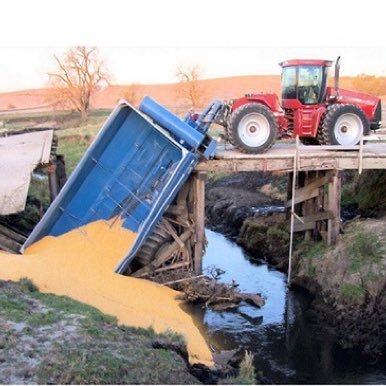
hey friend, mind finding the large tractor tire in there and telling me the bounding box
[227,103,277,153]
[320,104,370,145]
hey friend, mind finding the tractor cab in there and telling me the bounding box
[279,59,333,108]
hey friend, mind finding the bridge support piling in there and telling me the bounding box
[192,172,207,275]
[327,170,341,245]
[288,169,341,244]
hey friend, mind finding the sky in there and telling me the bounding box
[0,0,386,92]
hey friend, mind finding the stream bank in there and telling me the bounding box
[188,229,386,384]
[205,171,386,359]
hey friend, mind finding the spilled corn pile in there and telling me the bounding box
[0,218,213,367]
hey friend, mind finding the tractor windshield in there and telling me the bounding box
[282,65,327,105]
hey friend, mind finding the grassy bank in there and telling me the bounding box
[0,279,198,384]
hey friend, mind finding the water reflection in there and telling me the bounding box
[186,229,386,384]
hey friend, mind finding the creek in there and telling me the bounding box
[187,229,386,384]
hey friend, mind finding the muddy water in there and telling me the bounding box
[188,229,386,384]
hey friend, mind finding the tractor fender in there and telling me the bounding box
[231,94,283,115]
[312,106,327,137]
[231,94,286,132]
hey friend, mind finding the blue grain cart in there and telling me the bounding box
[23,97,221,273]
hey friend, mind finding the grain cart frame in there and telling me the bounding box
[22,97,221,274]
[215,57,382,153]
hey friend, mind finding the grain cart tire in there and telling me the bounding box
[321,104,369,145]
[134,219,172,266]
[227,103,277,153]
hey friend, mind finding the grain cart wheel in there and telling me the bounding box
[321,104,369,145]
[134,218,172,267]
[227,103,277,153]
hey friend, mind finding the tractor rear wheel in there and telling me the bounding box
[321,104,369,145]
[227,103,277,153]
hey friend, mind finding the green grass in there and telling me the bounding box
[36,342,190,385]
[18,277,38,292]
[341,183,357,208]
[0,109,112,132]
[0,295,29,322]
[296,241,329,276]
[346,170,386,217]
[28,174,51,208]
[225,351,256,385]
[57,140,90,175]
[347,230,384,273]
[31,292,117,325]
[339,283,366,304]
[28,310,61,327]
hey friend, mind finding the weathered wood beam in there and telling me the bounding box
[48,160,59,202]
[197,153,386,173]
[293,210,334,232]
[0,224,26,244]
[135,262,191,278]
[285,171,333,207]
[193,172,206,275]
[327,171,341,245]
[0,234,22,253]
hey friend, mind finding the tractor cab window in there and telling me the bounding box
[282,67,297,100]
[297,66,323,105]
[281,65,325,105]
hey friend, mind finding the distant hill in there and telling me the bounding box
[0,75,380,113]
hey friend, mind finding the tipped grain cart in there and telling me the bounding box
[23,97,221,273]
[215,57,382,153]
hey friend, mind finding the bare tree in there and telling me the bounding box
[123,83,143,106]
[175,64,206,109]
[47,46,110,121]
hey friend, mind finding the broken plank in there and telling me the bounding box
[135,261,190,278]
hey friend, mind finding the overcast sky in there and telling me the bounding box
[0,0,385,92]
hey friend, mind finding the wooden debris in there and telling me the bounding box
[173,276,265,310]
[162,275,206,286]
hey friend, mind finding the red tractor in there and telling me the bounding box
[216,57,382,153]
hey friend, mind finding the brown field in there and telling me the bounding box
[0,75,382,113]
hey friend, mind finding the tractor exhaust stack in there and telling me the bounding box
[334,56,341,95]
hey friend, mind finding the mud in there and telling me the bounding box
[205,171,289,263]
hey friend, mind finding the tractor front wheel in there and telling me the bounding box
[227,103,277,153]
[321,104,369,145]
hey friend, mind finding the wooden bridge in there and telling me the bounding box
[196,142,386,173]
[189,139,386,276]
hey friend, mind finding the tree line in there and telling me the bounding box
[46,47,206,121]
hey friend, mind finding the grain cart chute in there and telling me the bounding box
[22,97,221,274]
[216,57,382,153]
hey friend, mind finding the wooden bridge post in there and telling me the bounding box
[327,170,341,245]
[192,171,206,275]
